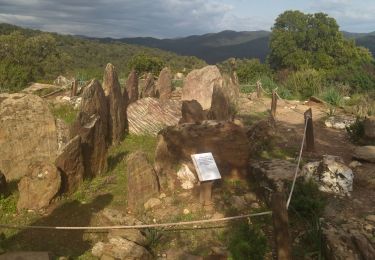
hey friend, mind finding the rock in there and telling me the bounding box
[176,164,197,190]
[351,232,375,260]
[92,237,152,260]
[349,160,362,168]
[102,63,127,145]
[302,155,353,196]
[17,161,61,211]
[54,75,70,86]
[251,202,261,209]
[159,193,166,199]
[0,170,6,194]
[181,65,238,120]
[156,67,173,101]
[325,116,355,130]
[55,135,84,194]
[126,151,159,210]
[353,146,375,163]
[22,82,57,94]
[140,73,156,98]
[366,215,375,223]
[364,116,375,140]
[155,121,249,190]
[144,198,162,210]
[211,212,225,219]
[244,192,257,203]
[56,118,70,153]
[230,196,247,211]
[127,97,181,136]
[108,229,147,246]
[125,69,139,104]
[183,208,190,215]
[102,208,142,225]
[70,79,109,177]
[0,93,58,180]
[179,100,206,124]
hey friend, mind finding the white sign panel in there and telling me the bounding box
[191,153,221,182]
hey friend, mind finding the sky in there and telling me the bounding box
[0,0,374,38]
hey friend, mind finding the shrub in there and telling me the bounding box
[236,59,272,84]
[320,87,343,106]
[346,118,365,144]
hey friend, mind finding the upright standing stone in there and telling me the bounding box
[141,73,156,98]
[103,63,127,144]
[156,67,173,101]
[126,151,159,210]
[179,100,206,124]
[126,69,139,104]
[70,79,109,177]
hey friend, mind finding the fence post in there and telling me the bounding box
[304,108,315,152]
[256,80,261,98]
[271,192,292,260]
[71,79,78,97]
[271,90,277,120]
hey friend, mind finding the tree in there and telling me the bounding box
[268,11,372,71]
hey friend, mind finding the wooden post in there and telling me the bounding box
[256,80,261,98]
[271,90,277,120]
[71,79,78,97]
[199,181,214,206]
[271,192,292,260]
[304,108,315,152]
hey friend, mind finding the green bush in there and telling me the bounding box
[346,118,365,144]
[320,87,343,106]
[236,58,272,84]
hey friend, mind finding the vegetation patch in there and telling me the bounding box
[50,104,78,125]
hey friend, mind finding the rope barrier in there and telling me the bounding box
[0,211,272,231]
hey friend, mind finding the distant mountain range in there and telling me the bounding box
[88,30,375,64]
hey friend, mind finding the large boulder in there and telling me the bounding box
[55,135,84,194]
[181,65,238,120]
[179,100,206,124]
[155,121,249,189]
[126,151,159,210]
[70,80,109,177]
[17,161,61,211]
[156,67,173,101]
[140,73,156,98]
[127,97,182,136]
[125,69,139,104]
[364,116,375,140]
[102,63,127,145]
[0,93,58,180]
[353,146,375,163]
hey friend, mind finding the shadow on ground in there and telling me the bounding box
[2,193,113,257]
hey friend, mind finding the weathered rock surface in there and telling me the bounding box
[156,67,173,101]
[102,208,143,226]
[155,121,249,189]
[127,97,181,136]
[17,162,61,211]
[56,118,70,153]
[126,151,159,210]
[364,116,375,140]
[55,135,84,194]
[102,63,127,145]
[144,197,162,210]
[176,164,197,189]
[0,93,58,180]
[70,80,109,177]
[92,237,152,260]
[353,146,375,163]
[325,115,355,130]
[125,69,139,104]
[302,155,353,196]
[108,229,148,247]
[179,100,206,124]
[140,73,156,98]
[181,65,238,120]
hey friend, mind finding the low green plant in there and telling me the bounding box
[50,104,78,125]
[321,87,343,106]
[346,118,365,144]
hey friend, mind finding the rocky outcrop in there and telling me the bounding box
[70,80,109,177]
[155,121,249,189]
[140,73,156,98]
[181,65,238,120]
[353,146,375,163]
[17,161,61,211]
[56,118,70,153]
[126,151,159,210]
[364,116,375,140]
[0,93,58,180]
[179,100,206,124]
[325,115,355,130]
[156,67,173,101]
[302,155,353,196]
[103,63,127,145]
[127,97,182,136]
[125,69,139,104]
[55,136,84,194]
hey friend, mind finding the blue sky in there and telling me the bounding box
[0,0,374,38]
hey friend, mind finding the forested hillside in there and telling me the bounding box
[0,23,206,92]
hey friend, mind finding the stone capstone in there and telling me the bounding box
[17,161,61,211]
[127,97,181,136]
[156,67,173,101]
[0,93,58,180]
[126,151,159,210]
[353,146,375,163]
[55,135,84,194]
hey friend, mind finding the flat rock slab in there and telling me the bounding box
[0,252,51,260]
[127,97,181,136]
[353,146,375,163]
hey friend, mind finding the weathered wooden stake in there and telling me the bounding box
[304,108,315,152]
[271,90,277,120]
[199,181,214,206]
[256,80,262,98]
[271,192,292,260]
[71,79,78,97]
